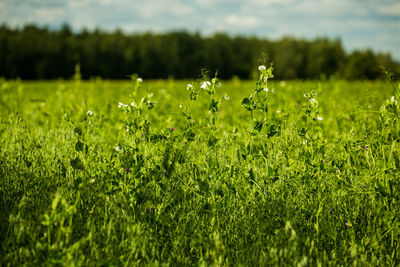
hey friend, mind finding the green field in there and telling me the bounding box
[1,70,400,265]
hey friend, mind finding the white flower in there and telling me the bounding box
[186,84,193,90]
[137,77,143,83]
[115,146,122,152]
[179,104,183,109]
[224,95,230,100]
[303,139,307,145]
[130,102,135,107]
[258,65,266,71]
[277,110,280,114]
[126,125,130,132]
[90,178,95,183]
[87,110,94,116]
[118,102,128,108]
[263,87,269,92]
[309,98,317,104]
[391,96,398,105]
[304,94,307,98]
[201,81,211,90]
[217,83,222,88]
[317,116,323,121]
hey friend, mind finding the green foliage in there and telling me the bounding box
[0,25,399,80]
[0,73,400,265]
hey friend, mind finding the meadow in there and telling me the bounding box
[0,66,399,266]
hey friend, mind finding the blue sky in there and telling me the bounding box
[1,0,400,60]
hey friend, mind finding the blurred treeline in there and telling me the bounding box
[1,24,399,80]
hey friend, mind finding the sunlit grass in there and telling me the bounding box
[0,74,399,265]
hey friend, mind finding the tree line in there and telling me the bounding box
[0,24,399,80]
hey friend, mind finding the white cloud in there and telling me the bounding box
[225,15,260,28]
[378,2,400,16]
[34,8,65,23]
[67,0,92,8]
[99,0,115,6]
[136,1,194,18]
[246,0,294,7]
[194,0,230,7]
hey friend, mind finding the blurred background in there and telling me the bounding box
[0,0,399,80]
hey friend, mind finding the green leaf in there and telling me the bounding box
[209,98,220,112]
[241,97,256,111]
[75,140,85,152]
[61,164,67,177]
[70,157,84,170]
[190,90,198,101]
[377,159,385,170]
[182,111,191,120]
[184,129,196,141]
[247,120,263,135]
[208,135,218,147]
[267,124,280,137]
[73,126,82,136]
[24,158,32,168]
[248,168,255,180]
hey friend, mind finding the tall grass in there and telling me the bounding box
[0,70,399,265]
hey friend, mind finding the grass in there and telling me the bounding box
[0,71,399,266]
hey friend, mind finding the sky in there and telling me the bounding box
[1,0,400,60]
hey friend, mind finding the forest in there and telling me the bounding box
[0,24,399,80]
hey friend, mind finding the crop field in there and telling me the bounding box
[1,67,400,265]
